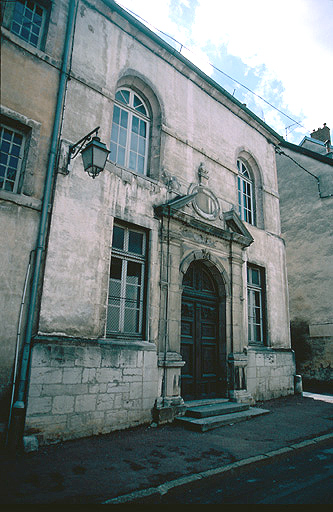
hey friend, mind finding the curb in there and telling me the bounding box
[102,432,333,504]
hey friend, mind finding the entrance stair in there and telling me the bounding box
[175,398,270,432]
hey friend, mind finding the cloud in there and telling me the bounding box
[116,0,333,142]
[190,0,333,139]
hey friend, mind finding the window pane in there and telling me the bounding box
[132,116,139,135]
[106,304,120,332]
[251,269,260,285]
[124,307,140,333]
[133,94,147,115]
[117,147,125,166]
[112,105,120,125]
[139,120,146,138]
[110,256,122,279]
[137,156,144,174]
[129,151,136,170]
[116,89,130,105]
[128,231,144,255]
[130,133,138,152]
[119,127,127,147]
[138,137,145,156]
[13,133,23,144]
[120,109,128,128]
[112,227,125,250]
[126,261,141,285]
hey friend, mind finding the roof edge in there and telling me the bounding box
[104,0,283,143]
[280,139,333,166]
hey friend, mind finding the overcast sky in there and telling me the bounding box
[116,0,333,145]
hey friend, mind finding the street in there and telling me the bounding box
[135,440,333,504]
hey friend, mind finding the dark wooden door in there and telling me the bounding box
[181,262,223,400]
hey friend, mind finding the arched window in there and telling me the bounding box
[237,159,255,225]
[110,88,150,175]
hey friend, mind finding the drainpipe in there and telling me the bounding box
[8,0,77,450]
[228,236,234,394]
[229,236,234,354]
[4,251,34,448]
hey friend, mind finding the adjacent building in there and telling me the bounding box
[1,0,296,447]
[276,125,333,392]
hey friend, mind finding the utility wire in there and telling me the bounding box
[118,2,309,133]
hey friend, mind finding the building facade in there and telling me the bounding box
[276,126,333,391]
[1,0,295,447]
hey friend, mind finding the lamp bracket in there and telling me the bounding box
[68,126,100,160]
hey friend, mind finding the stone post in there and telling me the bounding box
[228,352,254,404]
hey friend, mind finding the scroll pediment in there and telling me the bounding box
[224,210,254,243]
[154,192,198,216]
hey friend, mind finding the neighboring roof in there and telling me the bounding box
[106,0,283,144]
[299,136,327,149]
[280,139,333,166]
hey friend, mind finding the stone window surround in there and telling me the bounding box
[235,148,265,230]
[0,106,41,199]
[106,221,148,339]
[111,73,163,181]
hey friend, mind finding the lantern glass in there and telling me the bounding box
[81,136,109,178]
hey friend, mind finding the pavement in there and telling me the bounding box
[0,391,332,504]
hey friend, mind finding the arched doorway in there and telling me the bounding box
[181,260,226,400]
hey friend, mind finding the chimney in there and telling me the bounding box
[310,123,331,144]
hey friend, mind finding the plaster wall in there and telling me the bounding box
[276,149,333,384]
[0,5,68,415]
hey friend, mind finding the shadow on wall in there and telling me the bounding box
[291,319,332,394]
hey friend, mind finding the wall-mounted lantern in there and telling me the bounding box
[67,126,109,178]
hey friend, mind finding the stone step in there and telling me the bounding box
[184,398,230,408]
[176,407,270,432]
[185,401,250,419]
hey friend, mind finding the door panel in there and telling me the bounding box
[181,262,225,400]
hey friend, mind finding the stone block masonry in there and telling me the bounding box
[25,340,158,445]
[246,347,295,401]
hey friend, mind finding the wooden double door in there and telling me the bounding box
[180,261,226,400]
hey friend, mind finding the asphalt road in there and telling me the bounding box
[136,439,333,504]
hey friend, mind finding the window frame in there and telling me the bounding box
[1,0,50,50]
[106,222,148,339]
[109,88,150,176]
[247,264,267,346]
[0,123,26,194]
[237,159,255,225]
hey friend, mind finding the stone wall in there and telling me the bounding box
[247,347,295,401]
[25,340,158,445]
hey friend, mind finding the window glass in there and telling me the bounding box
[112,226,125,250]
[0,125,24,193]
[107,224,147,337]
[11,0,46,48]
[247,265,265,345]
[110,89,149,175]
[237,159,254,225]
[128,230,144,255]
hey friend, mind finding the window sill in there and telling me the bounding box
[1,27,60,68]
[0,190,42,211]
[107,161,159,187]
[99,338,157,351]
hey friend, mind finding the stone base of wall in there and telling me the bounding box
[25,338,158,446]
[296,337,332,384]
[246,347,295,401]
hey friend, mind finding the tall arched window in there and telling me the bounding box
[237,159,255,225]
[110,88,150,175]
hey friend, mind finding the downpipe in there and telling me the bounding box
[4,251,34,449]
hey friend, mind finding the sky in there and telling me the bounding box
[115,0,333,145]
